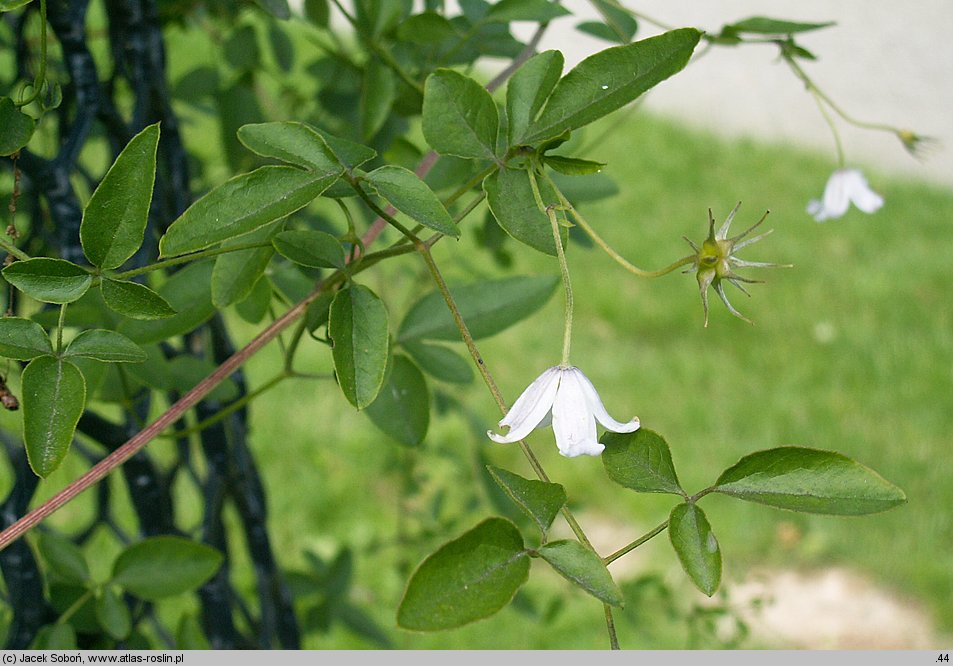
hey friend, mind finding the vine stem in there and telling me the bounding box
[543,171,695,279]
[0,238,420,553]
[603,519,669,566]
[0,281,326,552]
[0,236,30,262]
[112,241,274,280]
[16,0,48,108]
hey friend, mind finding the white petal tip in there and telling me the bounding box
[559,442,606,458]
[487,430,518,444]
[610,418,640,434]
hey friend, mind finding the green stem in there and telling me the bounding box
[444,164,499,207]
[0,237,30,262]
[57,587,95,625]
[162,371,289,440]
[452,190,487,225]
[783,53,897,134]
[603,519,669,565]
[809,87,846,168]
[527,169,573,365]
[282,318,310,374]
[16,0,47,108]
[112,241,274,280]
[547,206,573,367]
[329,0,424,95]
[545,172,695,278]
[604,606,621,651]
[55,303,67,354]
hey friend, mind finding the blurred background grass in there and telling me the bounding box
[225,111,953,648]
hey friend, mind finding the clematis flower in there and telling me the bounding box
[487,366,639,458]
[807,168,883,222]
[685,203,787,326]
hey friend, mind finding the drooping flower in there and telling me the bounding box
[807,168,883,222]
[487,366,639,458]
[896,129,937,161]
[685,202,787,326]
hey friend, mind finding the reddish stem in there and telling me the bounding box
[0,282,325,552]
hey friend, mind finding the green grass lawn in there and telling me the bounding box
[235,110,953,648]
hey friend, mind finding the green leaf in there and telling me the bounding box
[713,447,907,515]
[304,0,329,27]
[550,170,618,203]
[575,0,638,43]
[1,0,35,11]
[543,154,606,175]
[329,284,389,410]
[21,356,86,478]
[0,317,53,359]
[211,223,279,308]
[0,96,36,156]
[100,278,177,320]
[31,623,76,650]
[422,69,499,160]
[727,17,835,35]
[2,258,92,304]
[112,536,224,601]
[36,531,90,585]
[118,262,215,344]
[236,275,273,325]
[303,290,334,333]
[269,261,313,303]
[80,123,160,269]
[601,429,684,495]
[398,274,558,342]
[236,121,342,173]
[486,465,566,534]
[268,22,295,72]
[524,28,702,144]
[159,166,339,257]
[396,12,458,44]
[483,167,567,256]
[365,165,459,237]
[537,540,624,607]
[95,587,131,640]
[485,0,569,22]
[506,50,564,146]
[397,517,529,631]
[669,503,721,597]
[124,348,238,404]
[272,230,346,269]
[403,340,473,384]
[314,129,377,171]
[360,59,397,141]
[63,329,146,363]
[176,614,211,650]
[255,0,290,20]
[364,354,430,447]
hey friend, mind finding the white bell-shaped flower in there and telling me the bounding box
[807,168,884,222]
[487,366,639,458]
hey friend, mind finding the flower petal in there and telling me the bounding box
[571,367,640,434]
[844,170,884,213]
[551,369,603,457]
[487,366,560,443]
[819,170,853,220]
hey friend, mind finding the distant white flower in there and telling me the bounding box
[807,168,883,222]
[487,366,639,458]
